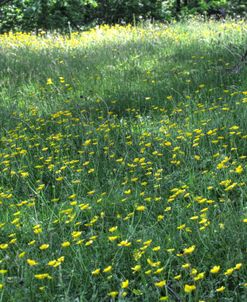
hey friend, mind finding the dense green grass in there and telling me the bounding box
[0,21,246,301]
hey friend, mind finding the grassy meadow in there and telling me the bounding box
[0,20,247,301]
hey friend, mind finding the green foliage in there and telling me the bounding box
[0,0,246,32]
[0,0,98,32]
[93,0,164,24]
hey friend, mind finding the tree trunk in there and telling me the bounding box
[38,0,49,30]
[176,0,181,13]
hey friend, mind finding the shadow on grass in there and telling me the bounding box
[0,34,246,120]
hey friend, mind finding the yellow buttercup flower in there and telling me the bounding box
[183,245,196,255]
[108,226,117,232]
[108,236,118,241]
[108,291,118,298]
[210,265,220,274]
[0,244,8,250]
[46,78,53,85]
[234,263,242,270]
[91,268,100,276]
[103,266,112,273]
[27,259,38,266]
[136,205,146,211]
[118,240,131,247]
[159,297,169,301]
[174,274,181,280]
[35,273,52,280]
[61,241,70,248]
[216,286,225,292]
[224,268,234,276]
[121,280,129,289]
[18,252,26,258]
[235,165,243,174]
[131,265,141,273]
[155,280,166,287]
[194,272,205,281]
[184,284,196,293]
[39,244,49,250]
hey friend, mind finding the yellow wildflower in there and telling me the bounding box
[103,266,112,273]
[194,272,205,281]
[118,240,131,247]
[155,280,166,287]
[108,226,117,232]
[27,259,38,266]
[224,268,234,276]
[61,241,70,248]
[131,265,141,273]
[18,252,26,258]
[108,291,118,298]
[91,268,100,276]
[235,165,243,174]
[234,263,242,270]
[35,273,52,280]
[121,280,129,289]
[39,244,49,250]
[216,286,225,292]
[210,266,220,274]
[46,78,53,85]
[184,284,196,293]
[136,205,146,211]
[183,245,195,255]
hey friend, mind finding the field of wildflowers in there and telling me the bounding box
[0,20,246,301]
